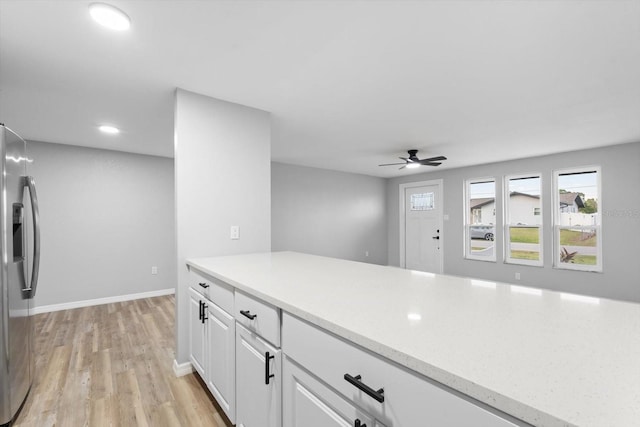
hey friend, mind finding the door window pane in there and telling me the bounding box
[410,192,434,211]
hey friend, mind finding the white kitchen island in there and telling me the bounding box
[186,251,640,427]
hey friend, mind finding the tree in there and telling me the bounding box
[580,198,598,214]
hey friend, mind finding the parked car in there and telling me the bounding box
[470,225,495,241]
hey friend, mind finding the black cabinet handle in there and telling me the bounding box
[198,300,203,321]
[344,373,384,403]
[240,310,257,320]
[265,351,275,385]
[201,303,208,324]
[432,235,440,240]
[198,282,209,289]
[354,420,367,427]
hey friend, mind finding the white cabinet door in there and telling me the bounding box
[206,301,236,423]
[283,356,377,427]
[235,324,281,427]
[189,288,206,378]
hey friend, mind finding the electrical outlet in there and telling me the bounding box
[230,226,240,240]
[515,272,521,280]
[365,251,369,257]
[151,266,158,275]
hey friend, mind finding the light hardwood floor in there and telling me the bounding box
[14,295,233,427]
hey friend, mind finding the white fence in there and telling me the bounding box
[558,212,598,227]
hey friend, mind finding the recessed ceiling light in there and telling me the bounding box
[98,125,120,134]
[89,3,131,31]
[407,313,422,321]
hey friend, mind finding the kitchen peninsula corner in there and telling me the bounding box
[186,251,640,427]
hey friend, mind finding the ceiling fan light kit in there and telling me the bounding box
[379,149,447,170]
[89,3,131,31]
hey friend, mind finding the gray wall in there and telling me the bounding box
[272,162,387,265]
[27,141,176,307]
[387,142,640,303]
[174,89,271,364]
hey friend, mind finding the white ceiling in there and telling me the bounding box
[1,0,639,178]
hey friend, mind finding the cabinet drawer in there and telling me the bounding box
[282,313,521,427]
[283,356,379,427]
[189,269,234,314]
[235,291,281,347]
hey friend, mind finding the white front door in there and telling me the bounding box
[401,181,443,273]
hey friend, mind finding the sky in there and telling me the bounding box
[557,171,598,201]
[469,171,598,202]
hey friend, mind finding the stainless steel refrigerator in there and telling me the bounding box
[0,125,40,426]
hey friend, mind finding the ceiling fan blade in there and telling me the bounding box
[380,152,446,168]
[420,156,447,163]
[379,162,406,166]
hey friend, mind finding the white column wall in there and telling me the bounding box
[174,89,271,364]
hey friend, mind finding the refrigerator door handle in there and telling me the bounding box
[23,176,40,298]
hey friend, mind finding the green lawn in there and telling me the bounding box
[509,227,539,243]
[511,250,595,265]
[510,250,540,260]
[478,227,596,265]
[561,254,597,265]
[510,228,596,247]
[560,229,597,247]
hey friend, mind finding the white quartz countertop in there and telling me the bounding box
[186,252,640,427]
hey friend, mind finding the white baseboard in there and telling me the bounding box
[32,288,176,314]
[173,359,193,377]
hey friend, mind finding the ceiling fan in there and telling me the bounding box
[379,150,447,170]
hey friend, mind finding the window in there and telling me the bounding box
[465,179,496,261]
[410,192,434,211]
[505,174,542,266]
[553,167,601,271]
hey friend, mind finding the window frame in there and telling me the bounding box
[552,166,602,272]
[464,177,497,262]
[503,173,543,267]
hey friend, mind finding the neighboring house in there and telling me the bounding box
[558,192,595,226]
[469,197,495,225]
[559,192,585,213]
[508,192,541,225]
[470,192,541,225]
[470,192,594,227]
